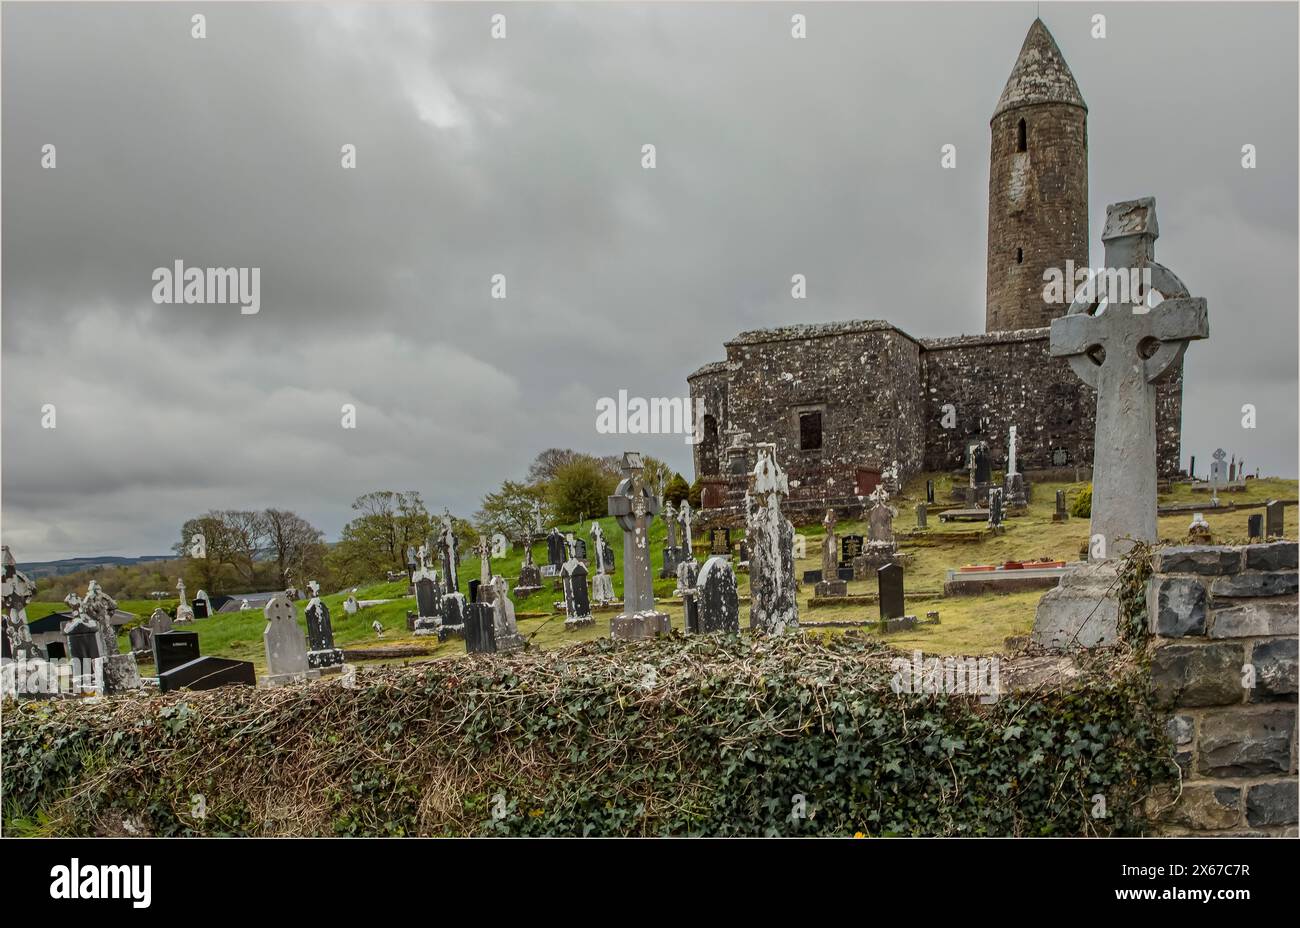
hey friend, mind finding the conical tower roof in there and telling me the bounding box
[992,18,1087,119]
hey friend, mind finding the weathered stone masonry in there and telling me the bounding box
[1146,541,1298,835]
[689,323,1184,519]
[687,20,1186,512]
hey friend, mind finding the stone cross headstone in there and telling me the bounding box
[1,545,41,662]
[262,593,311,682]
[1048,198,1208,558]
[607,452,670,639]
[878,564,905,621]
[678,501,695,561]
[440,512,462,594]
[174,577,194,623]
[696,556,739,635]
[746,445,798,634]
[476,535,492,586]
[590,522,615,605]
[1209,448,1227,505]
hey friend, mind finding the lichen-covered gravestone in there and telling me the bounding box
[746,445,798,634]
[1,544,41,662]
[1033,197,1208,649]
[607,452,671,639]
[77,580,140,693]
[261,593,316,686]
[815,509,848,597]
[590,522,616,605]
[489,575,526,651]
[696,555,739,634]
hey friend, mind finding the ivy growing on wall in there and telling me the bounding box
[3,634,1174,837]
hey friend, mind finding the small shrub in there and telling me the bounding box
[1069,484,1093,518]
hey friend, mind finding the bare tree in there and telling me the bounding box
[263,509,325,589]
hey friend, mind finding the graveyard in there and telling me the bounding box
[2,8,1296,848]
[13,471,1289,674]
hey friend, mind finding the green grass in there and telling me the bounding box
[28,473,1298,667]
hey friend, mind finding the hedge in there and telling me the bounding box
[2,633,1173,836]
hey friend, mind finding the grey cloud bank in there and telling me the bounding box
[2,2,1295,561]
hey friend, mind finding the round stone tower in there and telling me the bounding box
[985,18,1089,332]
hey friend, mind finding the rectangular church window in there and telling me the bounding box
[799,411,823,451]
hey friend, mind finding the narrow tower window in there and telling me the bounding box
[1016,247,1024,264]
[1017,118,1027,152]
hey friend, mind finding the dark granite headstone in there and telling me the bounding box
[191,597,209,619]
[802,569,823,584]
[1189,455,1196,480]
[415,577,440,617]
[441,592,467,628]
[837,566,854,582]
[306,599,345,670]
[679,559,701,633]
[878,563,905,621]
[840,534,864,566]
[464,602,498,653]
[159,655,256,693]
[572,538,588,561]
[1248,514,1263,540]
[973,444,992,485]
[562,560,592,625]
[468,579,481,603]
[926,480,935,503]
[66,623,103,663]
[1266,500,1285,538]
[546,530,567,567]
[601,539,616,572]
[152,630,201,675]
[697,556,739,634]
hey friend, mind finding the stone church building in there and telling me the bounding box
[688,19,1184,521]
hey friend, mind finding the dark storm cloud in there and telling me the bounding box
[3,2,1295,560]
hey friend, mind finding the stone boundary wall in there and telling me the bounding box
[1145,541,1298,835]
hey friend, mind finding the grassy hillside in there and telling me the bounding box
[25,473,1297,669]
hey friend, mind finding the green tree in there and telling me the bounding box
[476,480,549,548]
[664,473,691,506]
[549,458,617,524]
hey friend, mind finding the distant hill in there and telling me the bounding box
[17,555,173,579]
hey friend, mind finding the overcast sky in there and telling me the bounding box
[3,2,1296,561]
